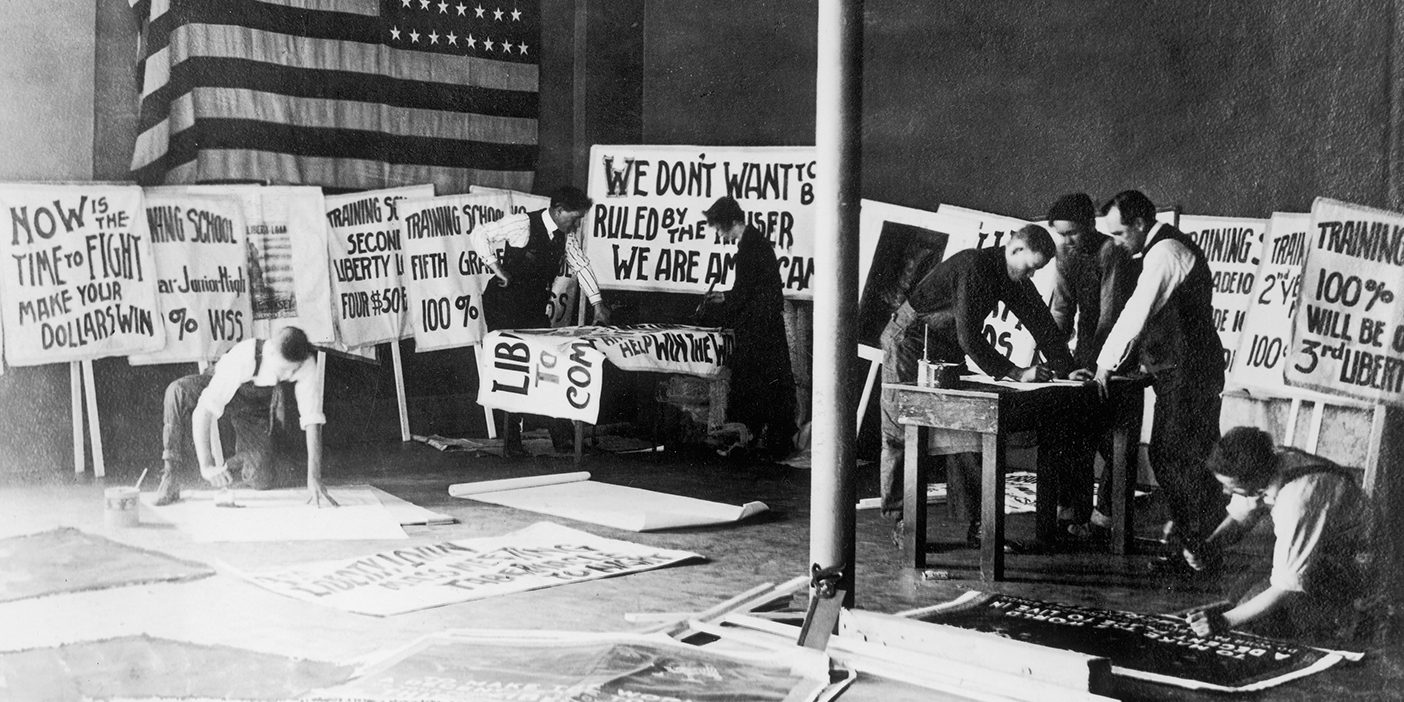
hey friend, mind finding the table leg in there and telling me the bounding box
[574,420,585,466]
[1111,426,1132,554]
[981,432,1004,581]
[1035,440,1057,546]
[903,423,927,569]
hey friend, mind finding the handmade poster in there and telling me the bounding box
[1287,198,1404,404]
[587,145,817,299]
[449,472,768,532]
[0,635,350,701]
[141,486,408,542]
[239,521,703,616]
[470,185,581,327]
[511,324,734,376]
[309,630,839,702]
[905,592,1350,692]
[0,184,164,365]
[0,527,213,603]
[401,191,513,351]
[477,329,607,423]
[323,184,435,348]
[858,200,1058,368]
[128,187,251,365]
[1180,215,1268,370]
[1231,213,1311,393]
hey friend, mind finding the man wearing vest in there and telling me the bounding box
[1186,427,1376,643]
[471,186,612,456]
[153,326,336,507]
[1072,190,1226,573]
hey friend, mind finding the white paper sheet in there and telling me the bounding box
[142,486,408,542]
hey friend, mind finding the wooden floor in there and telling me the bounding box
[2,439,1401,700]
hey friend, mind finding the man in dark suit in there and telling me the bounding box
[1073,190,1227,573]
[879,224,1075,546]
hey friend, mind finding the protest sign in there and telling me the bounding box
[401,191,513,351]
[239,521,703,616]
[469,186,580,326]
[0,184,164,365]
[1180,215,1268,370]
[477,329,607,423]
[587,145,817,299]
[1287,198,1404,404]
[907,592,1349,692]
[323,185,434,348]
[310,630,837,702]
[128,187,251,365]
[1230,213,1310,393]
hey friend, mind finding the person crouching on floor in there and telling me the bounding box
[154,326,338,507]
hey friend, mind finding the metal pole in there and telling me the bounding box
[811,0,862,607]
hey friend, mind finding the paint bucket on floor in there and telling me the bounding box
[104,487,140,529]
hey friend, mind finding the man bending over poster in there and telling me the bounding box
[879,225,1075,547]
[1186,427,1378,643]
[154,326,336,507]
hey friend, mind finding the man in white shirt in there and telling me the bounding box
[469,186,611,455]
[154,326,336,507]
[1187,427,1375,643]
[1072,190,1226,572]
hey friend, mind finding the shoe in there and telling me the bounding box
[1148,553,1200,577]
[1089,509,1110,529]
[890,518,904,549]
[152,475,181,506]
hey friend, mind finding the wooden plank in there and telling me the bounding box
[855,344,882,424]
[80,360,105,478]
[1306,400,1326,453]
[902,423,925,569]
[474,343,497,440]
[980,432,1004,581]
[1364,403,1388,498]
[1284,397,1303,447]
[70,363,85,475]
[390,341,411,442]
[892,390,1000,434]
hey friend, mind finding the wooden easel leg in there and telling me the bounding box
[903,423,926,568]
[70,363,85,476]
[81,360,105,478]
[391,341,411,442]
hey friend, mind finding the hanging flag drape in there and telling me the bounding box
[129,0,539,194]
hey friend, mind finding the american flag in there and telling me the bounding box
[129,0,540,193]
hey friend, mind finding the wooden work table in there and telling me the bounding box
[884,377,1145,581]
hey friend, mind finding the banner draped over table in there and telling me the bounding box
[129,187,251,365]
[0,184,164,365]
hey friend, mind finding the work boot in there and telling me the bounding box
[152,473,181,506]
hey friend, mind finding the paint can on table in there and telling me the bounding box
[104,487,140,529]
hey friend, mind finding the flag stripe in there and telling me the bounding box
[137,55,538,134]
[163,149,534,192]
[144,0,382,57]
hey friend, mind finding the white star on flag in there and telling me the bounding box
[484,37,495,51]
[493,7,504,20]
[437,1,448,13]
[474,4,485,17]
[409,29,420,42]
[401,0,411,7]
[456,2,467,15]
[419,0,429,9]
[428,30,439,44]
[518,41,528,55]
[466,34,477,48]
[390,26,401,40]
[447,32,458,45]
[512,7,522,20]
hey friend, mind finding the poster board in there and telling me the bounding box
[1180,214,1268,370]
[586,145,817,300]
[1286,198,1404,405]
[0,183,164,365]
[1231,212,1310,393]
[322,184,434,348]
[401,191,513,351]
[128,187,251,365]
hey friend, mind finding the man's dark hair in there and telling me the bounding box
[549,186,593,213]
[702,196,746,227]
[1101,190,1157,228]
[1207,426,1276,483]
[276,326,315,364]
[1011,223,1057,259]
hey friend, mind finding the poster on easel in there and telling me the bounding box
[0,184,164,365]
[128,187,251,365]
[1180,214,1268,370]
[322,185,434,348]
[1286,198,1404,405]
[401,191,513,351]
[1230,213,1309,393]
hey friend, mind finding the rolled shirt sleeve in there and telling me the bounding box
[564,234,604,306]
[467,213,532,272]
[1094,232,1195,374]
[291,356,326,428]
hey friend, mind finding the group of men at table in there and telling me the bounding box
[877,190,1379,644]
[146,182,1376,645]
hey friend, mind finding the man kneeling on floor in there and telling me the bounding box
[1186,426,1379,643]
[154,326,338,507]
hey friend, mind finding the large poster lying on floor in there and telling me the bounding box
[0,184,164,365]
[239,522,703,616]
[1286,198,1404,404]
[311,630,842,702]
[904,592,1353,692]
[586,145,817,299]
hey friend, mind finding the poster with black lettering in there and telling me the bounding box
[1230,213,1311,393]
[0,184,164,366]
[323,185,434,348]
[586,145,817,299]
[400,191,512,351]
[469,186,579,327]
[128,188,251,366]
[906,592,1348,692]
[1180,215,1267,371]
[1287,198,1404,404]
[477,329,607,423]
[857,200,1058,370]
